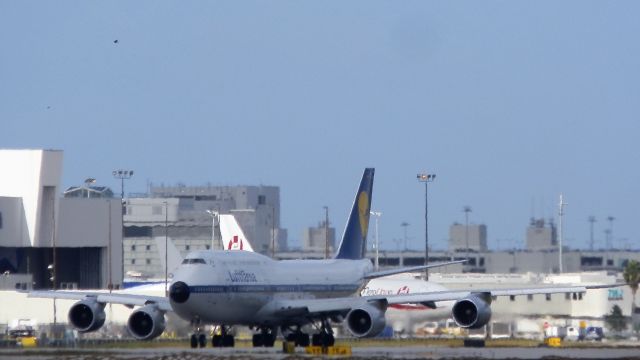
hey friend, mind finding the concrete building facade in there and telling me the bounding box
[302,220,336,253]
[0,149,123,289]
[122,184,287,278]
[449,223,488,252]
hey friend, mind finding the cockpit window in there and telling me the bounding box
[181,258,206,264]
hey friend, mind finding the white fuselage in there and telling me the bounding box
[170,251,372,326]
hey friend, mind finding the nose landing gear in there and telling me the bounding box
[211,325,235,347]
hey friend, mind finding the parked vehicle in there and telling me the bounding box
[584,327,604,341]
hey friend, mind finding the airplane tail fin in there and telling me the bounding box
[335,168,375,260]
[219,214,255,252]
[154,236,183,274]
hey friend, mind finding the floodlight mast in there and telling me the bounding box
[417,173,436,280]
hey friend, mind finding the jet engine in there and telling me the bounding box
[452,294,492,329]
[345,303,387,338]
[68,299,106,332]
[127,304,166,340]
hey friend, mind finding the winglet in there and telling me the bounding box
[335,168,375,260]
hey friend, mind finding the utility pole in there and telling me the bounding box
[417,173,436,280]
[558,194,567,273]
[588,216,596,251]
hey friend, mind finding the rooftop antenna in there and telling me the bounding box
[558,194,567,273]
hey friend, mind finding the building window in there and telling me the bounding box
[527,294,533,301]
[131,245,136,251]
[258,195,266,205]
[546,294,552,301]
[510,295,515,302]
[146,245,151,251]
[565,293,571,300]
[185,245,190,251]
[205,245,210,250]
[146,259,151,265]
[131,259,136,265]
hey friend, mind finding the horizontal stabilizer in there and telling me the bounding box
[363,260,467,280]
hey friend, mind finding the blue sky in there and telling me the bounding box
[2,1,638,251]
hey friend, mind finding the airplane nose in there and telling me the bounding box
[169,281,190,303]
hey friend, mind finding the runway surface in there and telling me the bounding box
[2,346,639,360]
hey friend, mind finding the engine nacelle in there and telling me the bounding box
[127,304,166,340]
[452,294,492,329]
[345,303,387,338]
[68,299,106,333]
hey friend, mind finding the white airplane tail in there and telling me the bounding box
[154,236,184,274]
[219,214,254,252]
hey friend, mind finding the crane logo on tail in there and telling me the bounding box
[358,191,370,238]
[227,235,244,250]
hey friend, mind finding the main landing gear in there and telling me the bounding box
[189,318,236,348]
[311,318,335,347]
[252,327,276,347]
[189,331,206,348]
[282,326,310,347]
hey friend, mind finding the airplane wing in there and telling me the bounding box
[27,291,173,312]
[261,283,618,319]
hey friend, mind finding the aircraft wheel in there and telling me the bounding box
[252,334,263,347]
[296,333,310,347]
[211,335,222,347]
[263,333,276,347]
[312,333,321,346]
[190,334,198,348]
[198,333,206,348]
[223,335,235,347]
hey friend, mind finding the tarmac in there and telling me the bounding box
[1,346,639,360]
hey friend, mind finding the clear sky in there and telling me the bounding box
[1,1,638,252]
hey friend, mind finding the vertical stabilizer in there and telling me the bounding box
[335,168,375,260]
[154,236,183,274]
[219,214,255,251]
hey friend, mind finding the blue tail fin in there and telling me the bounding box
[335,168,375,260]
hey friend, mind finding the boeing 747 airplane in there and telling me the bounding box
[29,168,612,348]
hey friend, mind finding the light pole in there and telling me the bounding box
[113,169,133,289]
[463,206,472,263]
[206,210,219,250]
[588,216,596,251]
[164,201,168,297]
[400,222,410,251]
[370,211,382,270]
[323,206,329,259]
[558,194,567,273]
[417,173,436,280]
[607,216,615,250]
